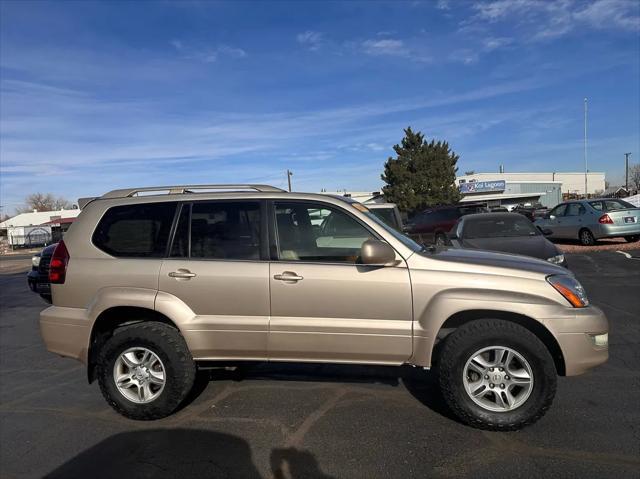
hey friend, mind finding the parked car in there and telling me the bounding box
[535,198,640,245]
[39,184,608,430]
[366,203,403,231]
[512,203,548,222]
[27,242,57,302]
[403,203,487,245]
[448,213,567,268]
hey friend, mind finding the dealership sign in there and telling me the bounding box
[459,180,506,194]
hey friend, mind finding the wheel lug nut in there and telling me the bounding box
[484,375,489,380]
[490,368,494,372]
[489,383,494,388]
[499,368,504,372]
[500,383,505,389]
[505,375,510,380]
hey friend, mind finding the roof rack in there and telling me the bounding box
[101,184,286,199]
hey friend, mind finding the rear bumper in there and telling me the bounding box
[594,223,640,239]
[39,306,91,364]
[550,305,609,376]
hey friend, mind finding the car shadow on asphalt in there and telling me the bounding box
[181,362,461,426]
[44,428,335,479]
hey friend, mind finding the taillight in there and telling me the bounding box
[598,214,613,224]
[49,240,69,284]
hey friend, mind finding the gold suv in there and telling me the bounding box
[39,184,609,429]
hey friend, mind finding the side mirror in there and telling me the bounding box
[447,232,457,241]
[541,228,553,236]
[360,239,397,266]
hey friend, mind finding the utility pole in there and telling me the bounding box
[584,98,588,198]
[286,169,293,192]
[625,153,632,191]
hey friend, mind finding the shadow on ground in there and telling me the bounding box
[183,361,459,424]
[45,428,335,479]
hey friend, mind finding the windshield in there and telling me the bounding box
[362,210,422,252]
[463,215,539,239]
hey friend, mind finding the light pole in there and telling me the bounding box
[584,98,588,198]
[625,153,632,191]
[286,169,293,192]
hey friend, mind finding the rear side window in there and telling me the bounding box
[93,202,177,257]
[189,201,261,260]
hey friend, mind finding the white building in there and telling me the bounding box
[456,172,606,196]
[0,208,80,229]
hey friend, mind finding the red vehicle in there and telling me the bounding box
[403,203,487,245]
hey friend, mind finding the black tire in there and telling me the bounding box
[624,235,639,243]
[97,321,196,420]
[437,319,557,431]
[579,228,596,246]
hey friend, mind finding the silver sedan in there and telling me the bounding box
[534,198,640,246]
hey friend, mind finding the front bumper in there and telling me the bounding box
[547,305,609,376]
[39,306,91,364]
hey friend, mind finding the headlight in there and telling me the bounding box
[32,256,41,267]
[547,275,589,307]
[547,254,565,265]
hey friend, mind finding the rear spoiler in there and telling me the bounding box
[77,197,97,210]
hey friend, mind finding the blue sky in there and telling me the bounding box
[1,0,639,214]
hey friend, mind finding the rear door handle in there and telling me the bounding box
[168,269,197,279]
[273,272,304,282]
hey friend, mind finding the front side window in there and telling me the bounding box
[93,202,177,257]
[189,201,261,260]
[550,204,567,217]
[565,203,585,216]
[274,202,374,263]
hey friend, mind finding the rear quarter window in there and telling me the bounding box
[92,202,177,257]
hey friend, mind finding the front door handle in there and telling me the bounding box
[168,269,197,279]
[273,271,304,282]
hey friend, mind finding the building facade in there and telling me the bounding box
[457,172,606,196]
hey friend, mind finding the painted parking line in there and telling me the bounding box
[616,250,640,260]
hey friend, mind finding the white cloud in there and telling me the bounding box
[170,40,246,63]
[482,36,512,51]
[436,0,451,10]
[470,0,640,41]
[296,31,324,51]
[362,38,409,57]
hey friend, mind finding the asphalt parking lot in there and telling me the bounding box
[0,251,639,478]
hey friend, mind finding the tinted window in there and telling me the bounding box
[565,203,585,216]
[603,199,634,211]
[463,215,538,238]
[550,204,567,217]
[589,201,603,211]
[370,208,398,229]
[190,202,261,260]
[275,202,374,263]
[93,202,177,257]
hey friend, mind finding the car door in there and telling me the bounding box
[562,203,586,239]
[268,200,413,364]
[158,200,270,360]
[544,204,568,238]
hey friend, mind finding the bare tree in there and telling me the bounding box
[16,193,72,213]
[630,164,640,192]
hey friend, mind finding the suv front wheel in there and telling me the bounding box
[437,319,557,430]
[97,321,196,420]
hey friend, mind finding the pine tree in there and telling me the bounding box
[381,127,461,215]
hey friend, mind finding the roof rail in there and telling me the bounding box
[101,184,286,199]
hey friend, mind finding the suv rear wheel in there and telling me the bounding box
[437,319,556,430]
[97,321,196,420]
